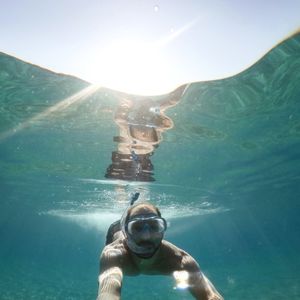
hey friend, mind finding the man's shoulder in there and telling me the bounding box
[100,238,130,270]
[158,240,187,265]
[101,238,128,259]
[161,240,188,256]
[160,240,198,269]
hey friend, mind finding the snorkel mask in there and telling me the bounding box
[126,215,167,236]
[121,194,167,258]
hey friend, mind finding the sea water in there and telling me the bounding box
[0,33,300,299]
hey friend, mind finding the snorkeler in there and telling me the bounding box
[97,194,223,300]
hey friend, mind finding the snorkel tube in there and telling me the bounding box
[120,192,140,235]
[130,192,140,205]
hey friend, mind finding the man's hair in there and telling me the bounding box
[125,202,161,224]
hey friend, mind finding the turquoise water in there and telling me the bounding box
[1,33,300,299]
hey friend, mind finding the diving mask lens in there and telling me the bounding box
[127,217,166,235]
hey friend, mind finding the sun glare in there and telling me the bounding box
[83,18,201,96]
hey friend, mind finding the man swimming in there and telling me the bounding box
[97,197,223,300]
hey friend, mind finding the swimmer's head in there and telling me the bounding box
[121,202,167,258]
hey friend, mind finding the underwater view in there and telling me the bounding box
[1,33,300,299]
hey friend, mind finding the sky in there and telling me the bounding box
[1,0,299,95]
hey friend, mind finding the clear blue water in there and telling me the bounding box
[0,33,300,299]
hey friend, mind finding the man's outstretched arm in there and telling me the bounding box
[188,271,223,300]
[97,248,123,300]
[97,266,123,300]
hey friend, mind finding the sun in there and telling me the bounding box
[86,39,174,95]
